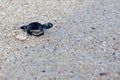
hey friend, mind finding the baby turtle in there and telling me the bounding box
[20,22,53,36]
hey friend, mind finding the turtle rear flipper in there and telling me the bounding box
[27,30,32,35]
[20,25,28,31]
[42,23,53,29]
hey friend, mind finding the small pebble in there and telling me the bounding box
[12,30,19,36]
[113,38,116,40]
[42,70,46,73]
[112,53,115,55]
[16,34,27,41]
[24,46,28,49]
[91,27,95,30]
[99,72,107,76]
[30,44,35,48]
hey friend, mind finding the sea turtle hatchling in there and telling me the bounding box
[20,22,53,36]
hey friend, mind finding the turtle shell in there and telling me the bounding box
[27,22,43,30]
[27,22,44,36]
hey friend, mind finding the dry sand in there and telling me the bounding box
[0,0,120,80]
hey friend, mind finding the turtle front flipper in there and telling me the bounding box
[42,22,53,29]
[27,30,32,35]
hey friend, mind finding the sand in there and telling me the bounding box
[0,0,120,80]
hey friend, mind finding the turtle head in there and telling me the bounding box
[47,22,53,29]
[20,25,28,31]
[43,22,53,29]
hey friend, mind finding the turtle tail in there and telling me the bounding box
[42,23,53,29]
